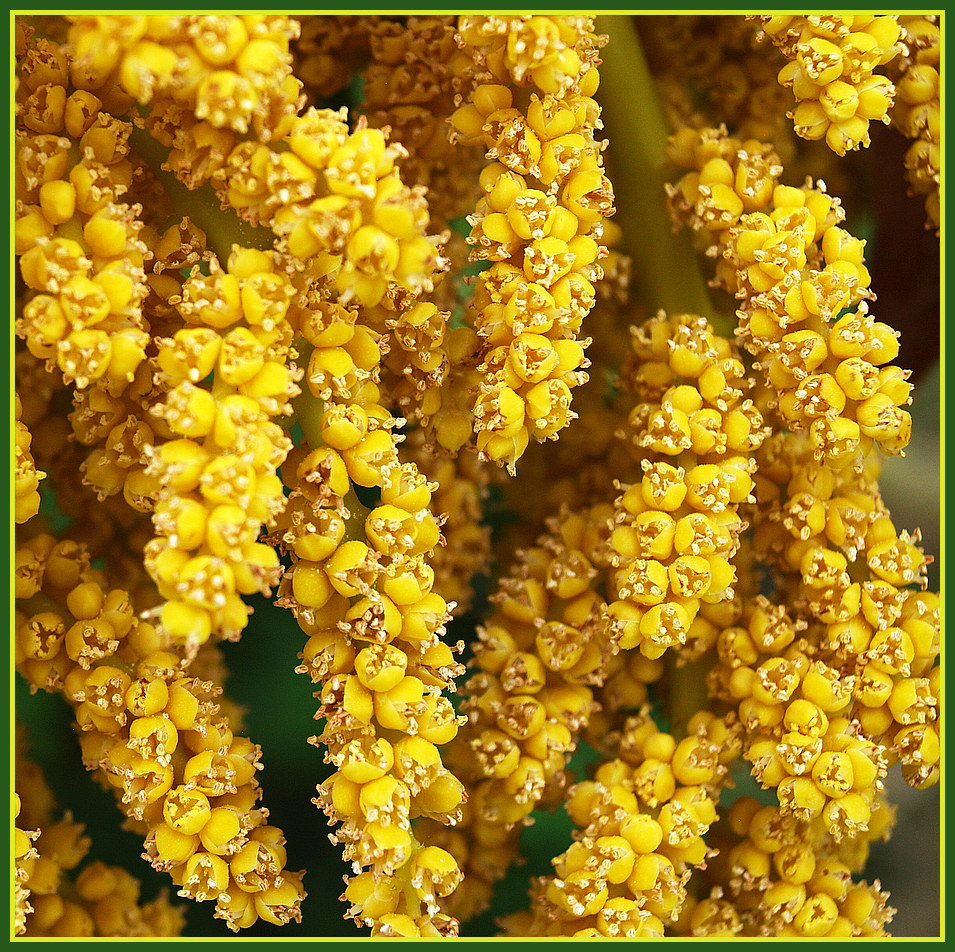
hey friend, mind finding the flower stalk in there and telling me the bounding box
[595,15,712,319]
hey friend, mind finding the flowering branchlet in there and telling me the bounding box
[418,503,620,920]
[755,16,902,156]
[511,709,737,936]
[669,128,914,469]
[15,38,151,414]
[272,435,466,935]
[15,724,186,937]
[448,15,616,471]
[607,313,767,659]
[14,533,306,931]
[146,246,298,649]
[680,796,896,936]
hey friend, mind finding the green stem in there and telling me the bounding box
[596,15,711,318]
[662,651,711,741]
[289,340,323,445]
[129,125,273,263]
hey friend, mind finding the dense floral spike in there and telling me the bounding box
[13,33,169,515]
[449,14,616,471]
[145,245,299,649]
[70,14,469,929]
[745,432,940,793]
[606,312,767,659]
[15,38,151,399]
[492,219,635,554]
[15,725,186,937]
[14,534,306,931]
[669,129,914,469]
[708,597,890,840]
[214,106,445,310]
[757,15,903,155]
[512,709,737,936]
[686,797,896,936]
[417,504,619,921]
[272,436,466,936]
[68,15,448,320]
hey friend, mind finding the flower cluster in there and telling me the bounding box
[685,793,899,936]
[420,503,620,920]
[511,709,738,936]
[449,15,616,470]
[68,15,302,143]
[15,723,185,937]
[608,313,767,659]
[273,435,467,936]
[669,128,913,467]
[14,14,939,940]
[146,246,298,648]
[14,532,305,930]
[757,15,902,156]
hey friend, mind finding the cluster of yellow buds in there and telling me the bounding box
[68,15,302,144]
[758,15,902,155]
[15,724,185,937]
[272,429,467,935]
[420,503,619,920]
[14,14,939,940]
[15,38,152,451]
[682,796,895,936]
[709,596,890,840]
[14,32,171,524]
[146,246,298,648]
[15,533,305,931]
[449,15,616,470]
[748,436,940,792]
[669,128,914,469]
[607,313,767,658]
[512,709,737,936]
